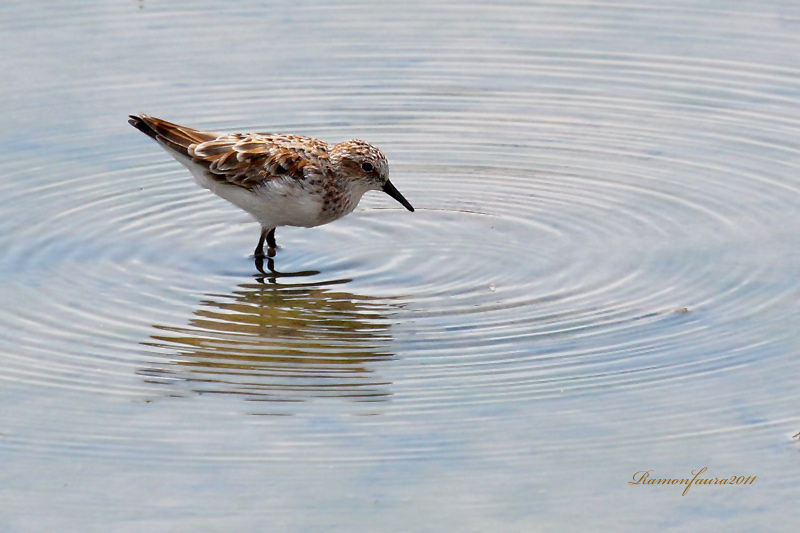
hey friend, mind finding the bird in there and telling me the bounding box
[128,114,414,270]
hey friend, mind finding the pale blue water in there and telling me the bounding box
[1,1,800,530]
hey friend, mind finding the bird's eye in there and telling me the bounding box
[361,162,374,172]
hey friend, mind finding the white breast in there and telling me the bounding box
[190,168,326,228]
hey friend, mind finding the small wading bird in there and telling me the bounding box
[128,114,414,272]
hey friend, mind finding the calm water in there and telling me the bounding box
[2,0,800,530]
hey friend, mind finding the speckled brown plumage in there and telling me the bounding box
[129,113,414,272]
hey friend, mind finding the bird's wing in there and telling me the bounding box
[129,114,330,190]
[189,133,330,190]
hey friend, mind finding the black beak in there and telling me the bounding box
[382,180,415,212]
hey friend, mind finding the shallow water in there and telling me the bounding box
[2,0,800,530]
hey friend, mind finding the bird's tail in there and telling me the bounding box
[128,114,160,139]
[128,114,220,156]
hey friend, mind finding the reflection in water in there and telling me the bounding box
[140,269,399,405]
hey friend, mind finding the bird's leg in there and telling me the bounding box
[266,227,277,249]
[266,227,277,257]
[255,227,268,258]
[254,228,268,274]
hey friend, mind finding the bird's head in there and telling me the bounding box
[331,140,414,212]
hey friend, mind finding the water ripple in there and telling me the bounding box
[2,0,800,465]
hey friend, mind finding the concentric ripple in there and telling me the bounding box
[3,44,800,417]
[2,2,800,517]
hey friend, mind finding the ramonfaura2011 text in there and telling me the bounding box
[629,467,756,496]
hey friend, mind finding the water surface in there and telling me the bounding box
[2,1,800,530]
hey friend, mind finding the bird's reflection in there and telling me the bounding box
[140,262,399,406]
